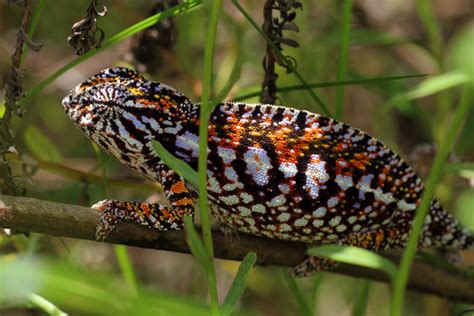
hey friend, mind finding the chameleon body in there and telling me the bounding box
[63,67,473,276]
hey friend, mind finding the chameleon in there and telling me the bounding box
[62,67,473,276]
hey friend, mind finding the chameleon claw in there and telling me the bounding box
[216,222,240,243]
[290,256,338,278]
[91,199,110,212]
[92,199,122,241]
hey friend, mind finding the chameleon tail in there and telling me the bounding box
[420,199,473,250]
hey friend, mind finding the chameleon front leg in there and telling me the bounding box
[93,162,195,241]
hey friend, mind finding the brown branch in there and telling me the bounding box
[0,194,473,303]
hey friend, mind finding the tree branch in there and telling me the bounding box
[0,194,473,303]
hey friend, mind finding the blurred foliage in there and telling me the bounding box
[1,0,473,315]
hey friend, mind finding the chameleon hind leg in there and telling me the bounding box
[93,162,195,241]
[291,227,407,277]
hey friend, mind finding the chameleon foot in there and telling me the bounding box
[91,198,191,241]
[216,221,240,243]
[290,256,338,277]
[92,199,127,241]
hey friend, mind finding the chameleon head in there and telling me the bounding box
[62,67,147,133]
[62,67,197,164]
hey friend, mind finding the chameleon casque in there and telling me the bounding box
[62,67,473,276]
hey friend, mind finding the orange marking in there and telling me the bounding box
[375,231,385,248]
[170,181,187,193]
[141,203,150,215]
[175,198,193,206]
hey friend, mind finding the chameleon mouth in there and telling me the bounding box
[62,89,96,127]
[62,91,81,122]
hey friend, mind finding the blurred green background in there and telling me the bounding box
[1,0,473,315]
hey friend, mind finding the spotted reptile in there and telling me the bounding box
[62,67,473,276]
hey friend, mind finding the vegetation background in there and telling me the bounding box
[0,0,473,315]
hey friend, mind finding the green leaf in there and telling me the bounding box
[183,216,213,273]
[151,140,198,189]
[38,257,209,316]
[308,245,398,281]
[415,0,443,58]
[0,256,44,304]
[404,72,470,99]
[28,293,68,316]
[446,23,474,88]
[24,126,62,162]
[221,252,257,316]
[445,162,474,174]
[455,189,474,231]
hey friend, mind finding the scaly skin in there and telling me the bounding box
[62,67,473,276]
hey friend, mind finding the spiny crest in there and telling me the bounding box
[77,67,145,91]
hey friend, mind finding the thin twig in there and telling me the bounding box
[1,0,36,196]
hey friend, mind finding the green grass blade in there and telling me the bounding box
[334,0,353,120]
[445,162,474,173]
[309,274,322,315]
[381,72,470,113]
[415,0,443,60]
[221,252,257,316]
[199,1,223,314]
[28,293,68,316]
[183,216,213,272]
[390,87,473,316]
[352,281,370,316]
[445,163,474,180]
[282,271,312,316]
[234,74,425,102]
[19,0,202,106]
[24,126,63,162]
[151,140,198,189]
[230,0,331,117]
[113,245,139,295]
[308,245,398,281]
[213,51,243,106]
[404,72,470,99]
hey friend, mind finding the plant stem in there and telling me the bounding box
[390,87,472,316]
[334,0,353,120]
[20,0,46,66]
[234,74,425,101]
[199,0,222,315]
[283,270,312,316]
[28,293,67,316]
[231,0,331,117]
[114,245,139,295]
